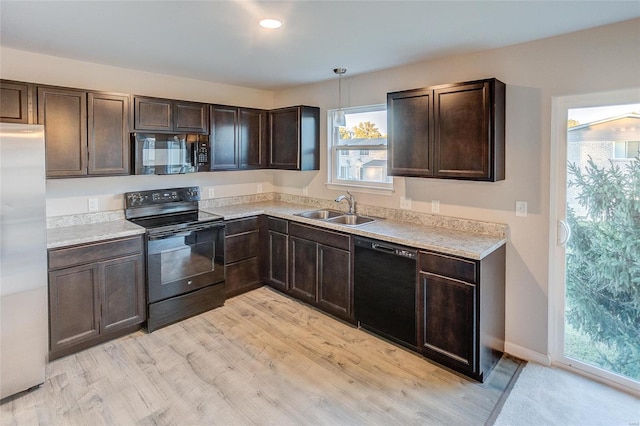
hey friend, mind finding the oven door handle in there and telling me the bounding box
[147,222,224,240]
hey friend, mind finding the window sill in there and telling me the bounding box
[325,182,395,196]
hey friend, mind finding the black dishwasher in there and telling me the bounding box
[354,237,418,349]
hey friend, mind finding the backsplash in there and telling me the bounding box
[47,210,124,229]
[48,191,508,238]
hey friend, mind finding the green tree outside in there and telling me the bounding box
[340,121,384,140]
[565,155,640,380]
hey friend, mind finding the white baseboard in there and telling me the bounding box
[504,342,551,366]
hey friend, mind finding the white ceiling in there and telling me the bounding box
[1,1,639,90]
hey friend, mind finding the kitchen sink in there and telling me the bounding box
[326,215,376,226]
[295,209,343,220]
[295,209,377,226]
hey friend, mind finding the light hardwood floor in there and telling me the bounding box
[1,287,521,425]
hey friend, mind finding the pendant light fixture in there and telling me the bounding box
[334,68,347,127]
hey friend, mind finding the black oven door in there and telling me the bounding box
[147,223,225,303]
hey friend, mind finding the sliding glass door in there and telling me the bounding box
[551,89,640,394]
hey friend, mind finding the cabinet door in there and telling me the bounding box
[174,101,208,134]
[211,105,239,170]
[239,108,267,169]
[49,264,100,352]
[38,86,88,178]
[267,230,288,291]
[289,236,317,303]
[433,81,490,179]
[387,88,433,176]
[421,272,476,372]
[1,80,32,123]
[269,107,299,169]
[317,244,351,320]
[88,92,130,176]
[134,97,172,132]
[100,254,146,333]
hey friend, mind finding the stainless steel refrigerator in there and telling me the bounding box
[0,123,48,399]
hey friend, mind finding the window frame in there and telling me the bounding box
[326,104,394,194]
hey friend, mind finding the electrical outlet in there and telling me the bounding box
[400,197,412,209]
[257,183,263,193]
[208,188,215,199]
[516,201,528,217]
[431,200,440,213]
[88,198,99,212]
[302,186,309,196]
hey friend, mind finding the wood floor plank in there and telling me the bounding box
[0,287,521,425]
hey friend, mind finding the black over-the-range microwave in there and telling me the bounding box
[131,133,210,175]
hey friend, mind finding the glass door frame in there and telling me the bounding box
[549,88,640,396]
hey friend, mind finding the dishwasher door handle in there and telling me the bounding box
[371,243,396,254]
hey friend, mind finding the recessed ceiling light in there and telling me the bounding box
[259,18,282,29]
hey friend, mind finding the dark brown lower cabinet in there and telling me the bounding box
[316,244,351,319]
[418,246,505,381]
[48,236,145,360]
[224,216,262,298]
[264,217,288,292]
[420,272,477,373]
[289,236,317,303]
[288,222,352,322]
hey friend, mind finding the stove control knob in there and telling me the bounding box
[186,187,199,200]
[127,193,142,207]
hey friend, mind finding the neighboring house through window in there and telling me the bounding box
[327,104,392,192]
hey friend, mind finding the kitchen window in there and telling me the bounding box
[327,104,393,192]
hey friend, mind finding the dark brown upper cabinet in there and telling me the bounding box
[211,105,238,170]
[239,108,267,169]
[268,106,319,171]
[38,86,130,178]
[388,78,505,181]
[1,80,34,124]
[210,105,267,171]
[133,96,208,134]
[88,93,130,176]
[38,86,88,178]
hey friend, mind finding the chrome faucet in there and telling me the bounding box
[335,191,356,215]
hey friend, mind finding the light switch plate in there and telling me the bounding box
[400,197,412,209]
[431,200,440,213]
[302,186,309,196]
[208,188,215,199]
[88,198,99,212]
[516,201,528,217]
[257,183,263,193]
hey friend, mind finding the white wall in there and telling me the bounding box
[0,47,276,215]
[272,18,640,359]
[2,18,639,360]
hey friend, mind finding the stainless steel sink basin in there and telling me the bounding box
[295,209,343,220]
[295,209,377,226]
[326,214,376,226]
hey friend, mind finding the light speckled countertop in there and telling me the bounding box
[202,201,506,260]
[47,200,506,260]
[47,220,145,249]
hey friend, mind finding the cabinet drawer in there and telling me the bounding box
[289,223,350,251]
[268,217,288,234]
[419,251,477,283]
[225,216,259,235]
[226,257,261,289]
[225,231,260,264]
[49,236,143,270]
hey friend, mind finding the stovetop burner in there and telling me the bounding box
[128,210,223,230]
[124,186,223,233]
